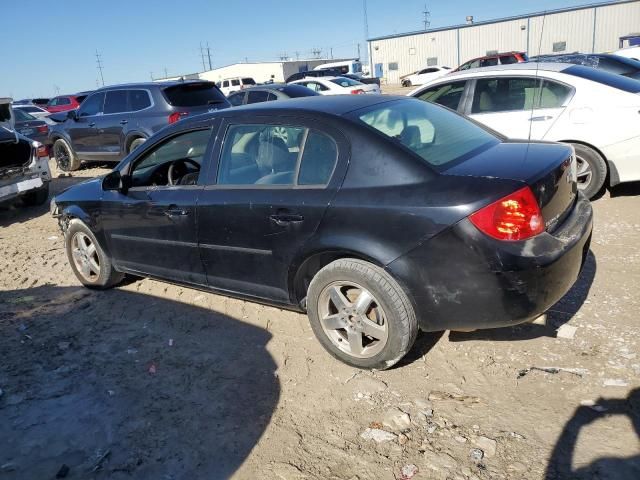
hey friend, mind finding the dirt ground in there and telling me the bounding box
[1,159,639,480]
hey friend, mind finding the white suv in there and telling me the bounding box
[217,77,257,96]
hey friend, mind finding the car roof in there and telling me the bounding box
[443,62,572,79]
[91,80,213,92]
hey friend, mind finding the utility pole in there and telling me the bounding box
[422,4,431,30]
[206,42,212,70]
[164,67,168,78]
[150,71,154,81]
[357,43,361,60]
[295,51,300,60]
[53,85,60,95]
[199,42,206,71]
[330,47,334,59]
[95,51,105,86]
[363,0,369,64]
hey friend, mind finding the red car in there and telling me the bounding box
[45,95,82,113]
[454,52,528,72]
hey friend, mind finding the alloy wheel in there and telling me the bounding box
[71,232,100,282]
[54,142,70,171]
[317,281,388,359]
[575,155,592,192]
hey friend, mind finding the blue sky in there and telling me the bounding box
[2,0,590,99]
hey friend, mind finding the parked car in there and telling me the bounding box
[49,80,230,171]
[529,53,640,80]
[1,127,51,207]
[286,69,381,87]
[290,76,380,95]
[51,95,592,369]
[409,62,640,198]
[13,104,51,119]
[45,95,82,113]
[1,97,14,130]
[454,52,528,72]
[401,66,452,87]
[227,84,318,106]
[614,45,640,61]
[14,98,50,107]
[13,108,50,148]
[217,77,257,96]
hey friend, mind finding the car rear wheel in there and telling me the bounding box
[571,143,607,200]
[21,183,49,206]
[402,80,412,87]
[307,258,418,370]
[53,139,80,172]
[65,219,124,289]
[128,137,146,153]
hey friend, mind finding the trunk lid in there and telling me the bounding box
[443,141,577,233]
[0,129,33,174]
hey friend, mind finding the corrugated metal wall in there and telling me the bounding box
[369,0,640,84]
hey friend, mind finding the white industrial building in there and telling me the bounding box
[367,0,640,84]
[156,59,354,84]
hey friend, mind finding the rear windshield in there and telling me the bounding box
[352,99,499,170]
[330,77,363,87]
[564,65,640,93]
[242,78,256,85]
[280,85,320,97]
[162,82,227,107]
[13,109,35,121]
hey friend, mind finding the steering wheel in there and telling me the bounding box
[167,158,201,186]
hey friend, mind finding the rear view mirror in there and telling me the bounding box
[102,170,130,193]
[67,110,78,121]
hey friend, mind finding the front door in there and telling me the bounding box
[95,89,129,158]
[67,91,105,160]
[197,118,346,302]
[102,127,214,285]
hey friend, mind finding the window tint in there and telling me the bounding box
[131,129,211,187]
[48,98,58,106]
[129,90,151,111]
[218,124,306,185]
[459,59,480,71]
[58,97,71,105]
[305,82,328,92]
[231,79,241,86]
[163,82,227,107]
[417,81,466,111]
[330,77,363,87]
[13,109,34,121]
[242,78,256,85]
[222,81,229,87]
[564,64,640,93]
[247,90,271,104]
[480,57,499,67]
[104,90,129,114]
[281,84,319,98]
[500,55,518,65]
[298,131,337,185]
[78,92,105,116]
[267,92,277,101]
[472,77,572,114]
[538,80,572,108]
[353,99,498,171]
[228,92,245,106]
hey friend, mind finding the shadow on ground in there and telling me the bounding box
[449,250,596,343]
[0,285,279,479]
[545,388,640,479]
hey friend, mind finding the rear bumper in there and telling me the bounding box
[386,193,593,331]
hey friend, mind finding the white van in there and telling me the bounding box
[217,77,257,96]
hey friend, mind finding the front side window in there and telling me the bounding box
[131,129,212,187]
[231,79,241,86]
[417,81,467,111]
[353,99,498,170]
[58,97,71,105]
[217,124,337,186]
[246,90,270,104]
[78,92,105,117]
[104,90,129,114]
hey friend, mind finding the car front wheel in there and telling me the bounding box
[307,258,418,370]
[65,219,124,289]
[571,143,607,200]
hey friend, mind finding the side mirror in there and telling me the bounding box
[67,110,78,121]
[102,170,130,194]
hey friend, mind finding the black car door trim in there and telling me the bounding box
[110,233,272,255]
[199,243,272,255]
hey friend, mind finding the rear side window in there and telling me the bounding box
[417,81,466,111]
[129,90,151,111]
[353,99,498,170]
[231,79,241,86]
[162,83,227,107]
[222,81,229,88]
[500,55,518,65]
[298,131,338,185]
[281,85,319,98]
[104,90,129,114]
[330,77,362,87]
[472,77,538,113]
[247,90,271,104]
[564,65,640,93]
[480,57,499,67]
[228,92,245,106]
[58,97,71,105]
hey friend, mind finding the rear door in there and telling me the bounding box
[197,116,347,302]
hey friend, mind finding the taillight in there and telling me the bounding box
[37,125,48,134]
[351,89,365,94]
[36,145,49,158]
[168,112,188,124]
[469,186,544,241]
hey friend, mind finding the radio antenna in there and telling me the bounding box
[528,12,546,143]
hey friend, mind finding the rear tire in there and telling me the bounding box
[402,80,412,87]
[53,138,81,172]
[21,183,50,206]
[571,143,607,200]
[65,219,124,289]
[307,258,418,370]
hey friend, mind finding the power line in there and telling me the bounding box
[200,42,206,71]
[95,51,105,86]
[422,4,431,30]
[206,42,212,70]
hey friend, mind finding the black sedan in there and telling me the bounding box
[227,83,318,106]
[13,108,51,148]
[51,95,593,369]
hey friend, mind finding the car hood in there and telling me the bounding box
[54,176,105,204]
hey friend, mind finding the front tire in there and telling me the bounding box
[21,183,50,206]
[402,80,412,87]
[571,143,607,200]
[307,259,418,370]
[53,139,81,172]
[128,137,146,153]
[65,219,124,289]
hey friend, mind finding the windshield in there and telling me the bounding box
[564,65,640,93]
[352,99,499,170]
[330,77,363,88]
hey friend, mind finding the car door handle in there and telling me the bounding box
[529,116,553,122]
[164,206,190,217]
[120,120,128,125]
[269,213,304,226]
[88,122,96,127]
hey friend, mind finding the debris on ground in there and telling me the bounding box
[399,464,419,479]
[470,448,484,462]
[360,428,397,443]
[472,436,497,458]
[603,378,628,387]
[382,407,411,431]
[556,324,577,339]
[517,366,589,379]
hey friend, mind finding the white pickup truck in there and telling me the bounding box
[0,98,51,207]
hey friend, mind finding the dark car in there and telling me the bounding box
[12,108,51,149]
[51,95,592,369]
[49,80,230,171]
[529,53,640,80]
[227,83,318,106]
